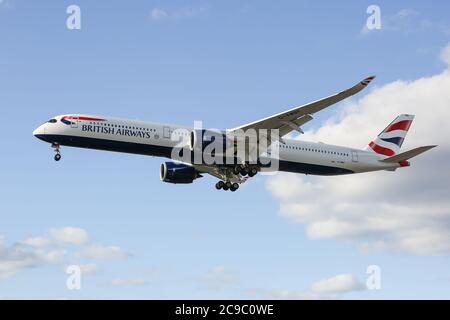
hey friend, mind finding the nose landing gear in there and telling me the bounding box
[52,143,61,161]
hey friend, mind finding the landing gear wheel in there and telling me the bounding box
[52,143,61,162]
[230,183,239,192]
[215,181,224,190]
[224,181,232,190]
[223,184,229,191]
[248,168,258,177]
[240,167,249,176]
[233,165,242,175]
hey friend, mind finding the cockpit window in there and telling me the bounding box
[48,119,57,123]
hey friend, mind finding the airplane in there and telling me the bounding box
[33,76,436,192]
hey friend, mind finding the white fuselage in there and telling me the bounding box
[33,114,400,175]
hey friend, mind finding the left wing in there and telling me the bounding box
[229,76,375,135]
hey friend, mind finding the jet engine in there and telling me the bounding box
[160,162,202,184]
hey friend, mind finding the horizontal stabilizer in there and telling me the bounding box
[380,145,437,163]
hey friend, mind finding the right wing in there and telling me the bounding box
[229,76,376,136]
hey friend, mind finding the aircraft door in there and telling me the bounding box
[351,150,358,162]
[163,126,171,139]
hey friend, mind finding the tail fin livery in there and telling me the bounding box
[367,114,415,156]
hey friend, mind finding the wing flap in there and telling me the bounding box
[278,114,313,136]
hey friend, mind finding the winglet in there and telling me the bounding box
[360,75,376,87]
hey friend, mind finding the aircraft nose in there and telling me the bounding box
[33,124,46,138]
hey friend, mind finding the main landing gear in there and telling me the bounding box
[232,165,258,177]
[52,143,61,161]
[215,181,239,192]
[215,165,259,191]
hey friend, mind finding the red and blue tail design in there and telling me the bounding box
[367,114,414,157]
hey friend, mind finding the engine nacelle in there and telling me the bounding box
[160,162,202,184]
[189,129,234,154]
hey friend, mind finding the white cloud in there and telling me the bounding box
[248,288,323,300]
[249,273,364,300]
[311,274,364,294]
[150,8,168,21]
[77,263,99,275]
[382,9,420,33]
[109,278,148,287]
[0,227,130,281]
[199,266,239,291]
[0,239,65,280]
[41,249,67,263]
[266,43,450,256]
[49,227,90,246]
[0,246,40,280]
[77,244,130,259]
[361,8,447,35]
[20,236,51,248]
[440,43,450,66]
[149,7,205,22]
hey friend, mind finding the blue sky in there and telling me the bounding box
[0,0,449,299]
